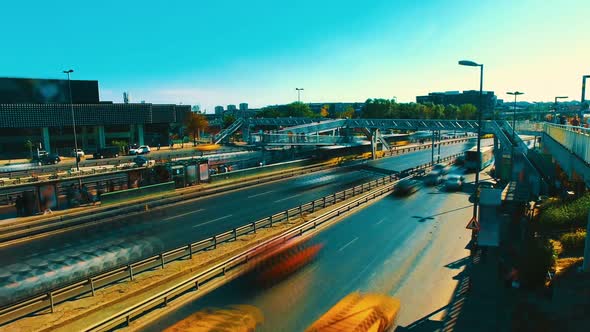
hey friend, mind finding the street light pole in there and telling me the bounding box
[507,91,524,178]
[63,69,80,172]
[582,75,590,121]
[459,60,484,223]
[295,88,304,103]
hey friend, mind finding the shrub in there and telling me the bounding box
[559,230,587,253]
[539,194,590,231]
[519,238,555,289]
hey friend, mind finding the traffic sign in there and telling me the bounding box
[466,216,480,230]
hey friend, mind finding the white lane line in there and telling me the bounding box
[248,190,275,199]
[192,214,234,228]
[338,237,359,252]
[163,209,205,221]
[274,193,303,203]
[375,218,386,225]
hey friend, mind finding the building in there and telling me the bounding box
[416,90,497,114]
[0,77,190,158]
[239,103,248,111]
[227,104,237,112]
[214,106,224,115]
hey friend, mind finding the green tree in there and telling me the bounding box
[111,140,128,154]
[338,105,356,119]
[257,106,281,118]
[458,104,477,120]
[283,102,314,117]
[444,104,459,120]
[185,112,209,146]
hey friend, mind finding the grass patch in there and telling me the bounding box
[559,230,587,254]
[538,194,590,231]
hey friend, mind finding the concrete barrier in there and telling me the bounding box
[100,182,176,205]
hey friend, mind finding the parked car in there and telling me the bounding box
[71,149,85,158]
[33,153,61,165]
[129,145,151,155]
[424,170,443,186]
[394,178,420,196]
[444,174,464,191]
[133,155,149,167]
[93,146,120,159]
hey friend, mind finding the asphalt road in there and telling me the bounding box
[142,168,480,332]
[0,141,479,306]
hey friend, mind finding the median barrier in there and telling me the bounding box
[100,182,176,205]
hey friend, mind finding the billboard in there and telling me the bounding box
[0,77,99,104]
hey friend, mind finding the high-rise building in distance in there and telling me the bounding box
[239,103,248,111]
[214,106,224,114]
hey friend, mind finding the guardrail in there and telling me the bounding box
[544,123,590,165]
[0,152,461,327]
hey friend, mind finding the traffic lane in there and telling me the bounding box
[0,166,382,265]
[143,179,473,332]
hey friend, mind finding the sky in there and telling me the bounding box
[1,0,589,112]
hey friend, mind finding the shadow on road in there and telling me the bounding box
[444,256,470,270]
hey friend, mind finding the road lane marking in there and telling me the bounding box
[192,214,234,228]
[338,237,358,252]
[163,209,205,221]
[274,193,303,203]
[248,190,275,199]
[375,218,386,225]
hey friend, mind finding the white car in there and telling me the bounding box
[131,145,150,155]
[444,174,464,191]
[71,149,85,158]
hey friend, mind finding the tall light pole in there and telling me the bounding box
[295,88,304,103]
[63,69,80,172]
[459,60,484,224]
[581,75,590,121]
[554,96,568,124]
[507,91,524,177]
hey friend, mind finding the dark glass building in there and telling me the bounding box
[416,90,497,114]
[0,77,190,158]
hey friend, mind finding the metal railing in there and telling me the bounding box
[249,133,364,145]
[544,123,590,165]
[0,153,461,327]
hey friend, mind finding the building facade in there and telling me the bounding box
[239,103,248,111]
[416,90,497,113]
[0,77,190,158]
[214,106,224,114]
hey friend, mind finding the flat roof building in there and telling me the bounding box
[416,90,497,114]
[0,77,190,158]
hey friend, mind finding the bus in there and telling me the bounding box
[246,237,323,286]
[464,146,494,171]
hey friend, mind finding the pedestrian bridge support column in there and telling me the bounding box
[137,124,145,146]
[41,127,51,153]
[96,125,106,148]
[584,211,590,272]
[370,129,379,160]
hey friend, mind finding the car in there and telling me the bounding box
[129,145,150,155]
[478,181,495,189]
[133,155,149,167]
[71,149,85,158]
[444,174,464,191]
[432,163,450,174]
[34,153,61,165]
[394,178,420,196]
[424,170,443,186]
[93,147,120,159]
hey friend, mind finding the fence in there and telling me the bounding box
[0,152,461,327]
[544,123,590,165]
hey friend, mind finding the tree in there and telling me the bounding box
[339,105,356,119]
[444,104,459,120]
[257,106,281,118]
[191,105,202,114]
[320,104,330,117]
[185,112,209,146]
[458,104,477,120]
[283,102,314,117]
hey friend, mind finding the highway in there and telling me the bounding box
[0,140,479,306]
[142,167,480,332]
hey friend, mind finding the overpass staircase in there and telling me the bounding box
[214,118,245,144]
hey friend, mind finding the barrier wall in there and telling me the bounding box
[100,181,176,205]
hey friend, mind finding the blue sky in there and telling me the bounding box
[1,0,589,111]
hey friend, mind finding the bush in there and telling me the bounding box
[559,230,587,253]
[539,194,590,230]
[519,238,555,289]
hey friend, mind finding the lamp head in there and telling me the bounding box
[458,60,480,67]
